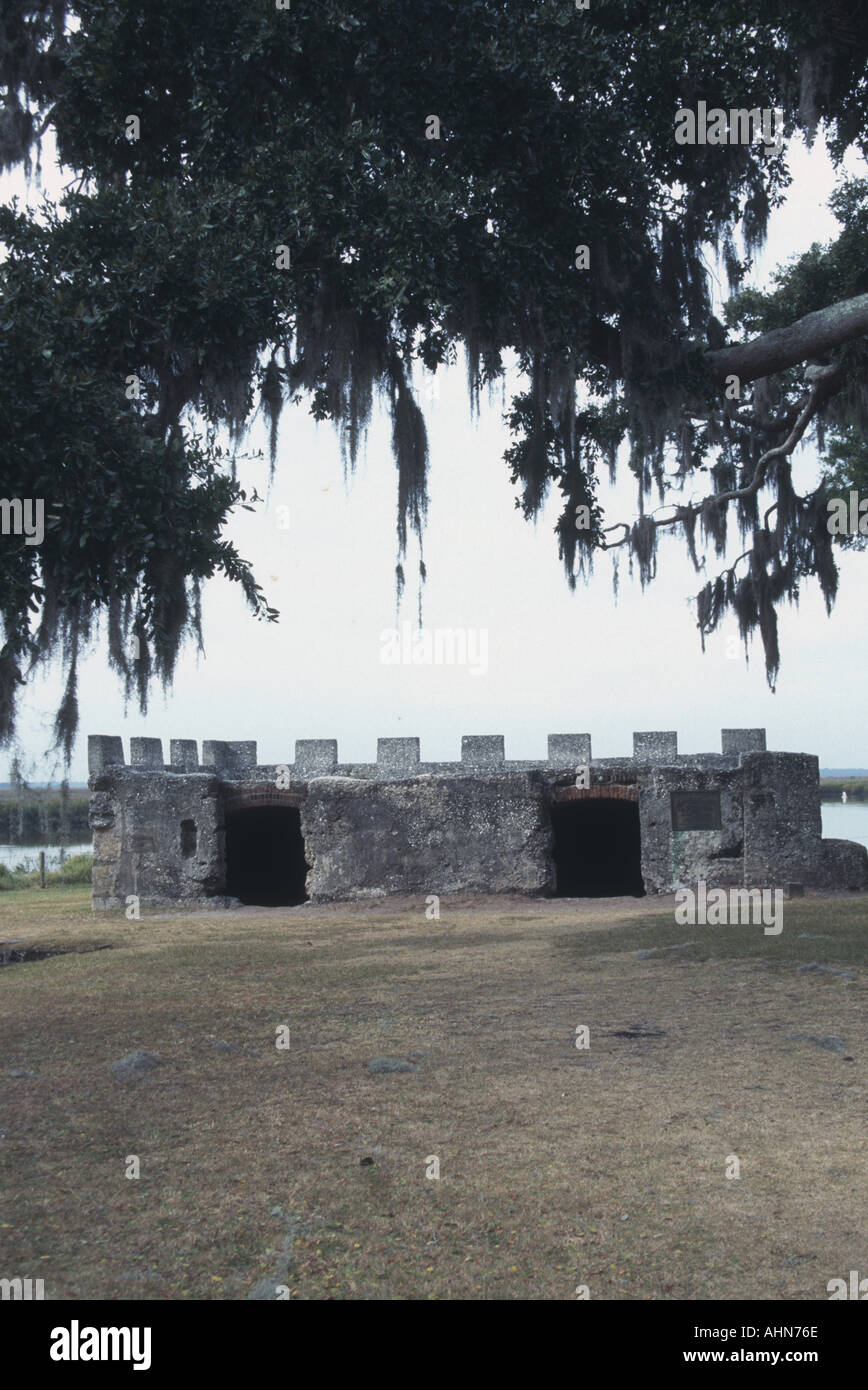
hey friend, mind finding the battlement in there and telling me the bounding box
[87,725,868,910]
[88,728,768,778]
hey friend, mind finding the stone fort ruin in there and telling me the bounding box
[87,728,868,909]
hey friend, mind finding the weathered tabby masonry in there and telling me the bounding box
[88,729,868,908]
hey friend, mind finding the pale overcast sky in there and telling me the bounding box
[6,133,868,782]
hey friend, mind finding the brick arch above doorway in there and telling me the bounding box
[222,785,306,812]
[552,784,639,803]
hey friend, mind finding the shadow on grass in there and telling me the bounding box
[553,898,868,968]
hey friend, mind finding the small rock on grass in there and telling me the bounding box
[785,1033,846,1053]
[247,1279,288,1301]
[110,1049,161,1081]
[798,963,854,979]
[367,1057,418,1074]
[635,942,701,959]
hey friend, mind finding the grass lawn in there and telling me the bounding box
[1,885,867,1300]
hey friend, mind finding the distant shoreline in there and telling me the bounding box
[820,777,868,800]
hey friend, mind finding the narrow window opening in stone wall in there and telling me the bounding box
[550,799,644,897]
[180,819,197,858]
[225,805,308,906]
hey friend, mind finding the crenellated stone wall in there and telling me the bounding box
[86,727,868,908]
[87,727,769,781]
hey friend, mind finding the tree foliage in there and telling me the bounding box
[3,0,868,755]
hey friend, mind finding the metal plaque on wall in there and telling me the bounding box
[670,790,722,831]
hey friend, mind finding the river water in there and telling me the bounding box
[820,801,868,851]
[0,843,92,872]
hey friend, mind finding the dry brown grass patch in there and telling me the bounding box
[1,887,866,1299]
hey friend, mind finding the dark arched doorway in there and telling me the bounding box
[225,806,308,906]
[550,798,644,897]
